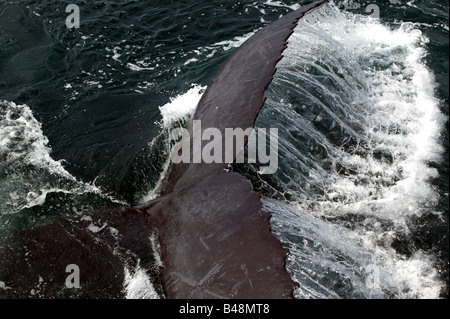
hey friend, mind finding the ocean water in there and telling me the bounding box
[0,0,448,299]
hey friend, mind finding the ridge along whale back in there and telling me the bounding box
[0,0,331,299]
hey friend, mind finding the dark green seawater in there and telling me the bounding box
[0,0,448,298]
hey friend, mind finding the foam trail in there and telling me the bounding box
[139,85,205,203]
[187,31,257,62]
[212,31,257,51]
[0,101,75,180]
[124,266,160,299]
[0,100,125,217]
[260,2,446,299]
[158,85,205,128]
[263,0,302,11]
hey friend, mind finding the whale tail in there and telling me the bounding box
[0,0,330,299]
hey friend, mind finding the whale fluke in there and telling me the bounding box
[159,0,330,196]
[0,0,330,299]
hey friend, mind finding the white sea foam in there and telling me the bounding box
[0,101,124,215]
[158,84,205,128]
[0,101,75,179]
[263,0,302,11]
[150,233,164,268]
[139,85,205,203]
[127,62,155,71]
[289,4,445,221]
[124,265,160,299]
[184,57,199,65]
[212,31,256,51]
[187,30,257,63]
[267,2,446,299]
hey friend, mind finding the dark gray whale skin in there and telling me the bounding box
[0,0,329,299]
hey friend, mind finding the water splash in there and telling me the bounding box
[259,2,446,299]
[0,101,125,223]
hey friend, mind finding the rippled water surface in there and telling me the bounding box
[0,0,448,298]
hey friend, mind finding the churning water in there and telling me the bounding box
[0,0,448,298]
